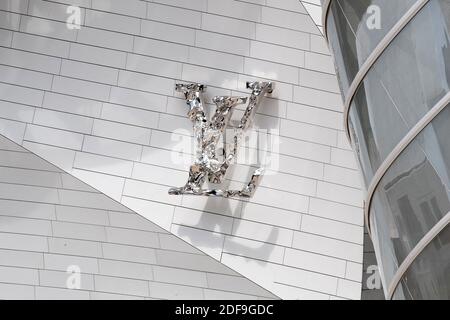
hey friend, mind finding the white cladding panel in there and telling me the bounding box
[0,0,362,299]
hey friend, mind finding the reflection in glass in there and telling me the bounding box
[393,223,450,300]
[348,0,450,186]
[327,0,416,99]
[370,107,450,289]
[326,0,450,300]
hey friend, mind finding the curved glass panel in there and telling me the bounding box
[392,223,450,300]
[370,106,450,288]
[326,0,416,99]
[348,0,450,185]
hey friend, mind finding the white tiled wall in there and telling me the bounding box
[0,135,276,300]
[0,0,363,299]
[299,0,324,32]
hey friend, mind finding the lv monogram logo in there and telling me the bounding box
[168,81,274,198]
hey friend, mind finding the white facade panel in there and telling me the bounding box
[0,137,276,300]
[0,0,363,299]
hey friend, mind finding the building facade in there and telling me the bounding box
[323,0,450,299]
[0,0,366,299]
[0,134,278,299]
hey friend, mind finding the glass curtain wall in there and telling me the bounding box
[325,0,450,299]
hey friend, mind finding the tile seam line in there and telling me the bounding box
[0,181,364,232]
[0,50,340,116]
[220,252,360,287]
[0,210,174,236]
[297,0,325,36]
[0,78,344,139]
[273,280,349,300]
[0,142,363,212]
[72,163,361,202]
[18,134,357,196]
[0,149,321,198]
[0,242,358,297]
[50,0,313,19]
[0,211,363,263]
[7,7,324,55]
[0,229,172,252]
[9,232,280,297]
[1,22,328,60]
[0,154,326,201]
[21,126,353,173]
[0,281,148,299]
[115,187,363,229]
[221,244,361,268]
[145,0,312,17]
[3,113,341,153]
[105,0,313,17]
[0,136,356,185]
[171,221,363,247]
[0,98,346,154]
[0,163,363,230]
[0,36,340,98]
[42,0,322,38]
[59,167,363,227]
[0,149,29,154]
[0,132,282,300]
[0,112,356,181]
[0,202,364,250]
[0,246,251,283]
[0,240,240,265]
[0,98,345,154]
[0,38,331,90]
[0,279,272,300]
[0,160,63,174]
[0,262,277,297]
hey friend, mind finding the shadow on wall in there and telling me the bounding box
[170,96,280,264]
[0,135,64,228]
[175,188,279,265]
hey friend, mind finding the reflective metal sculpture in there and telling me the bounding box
[168,81,274,198]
